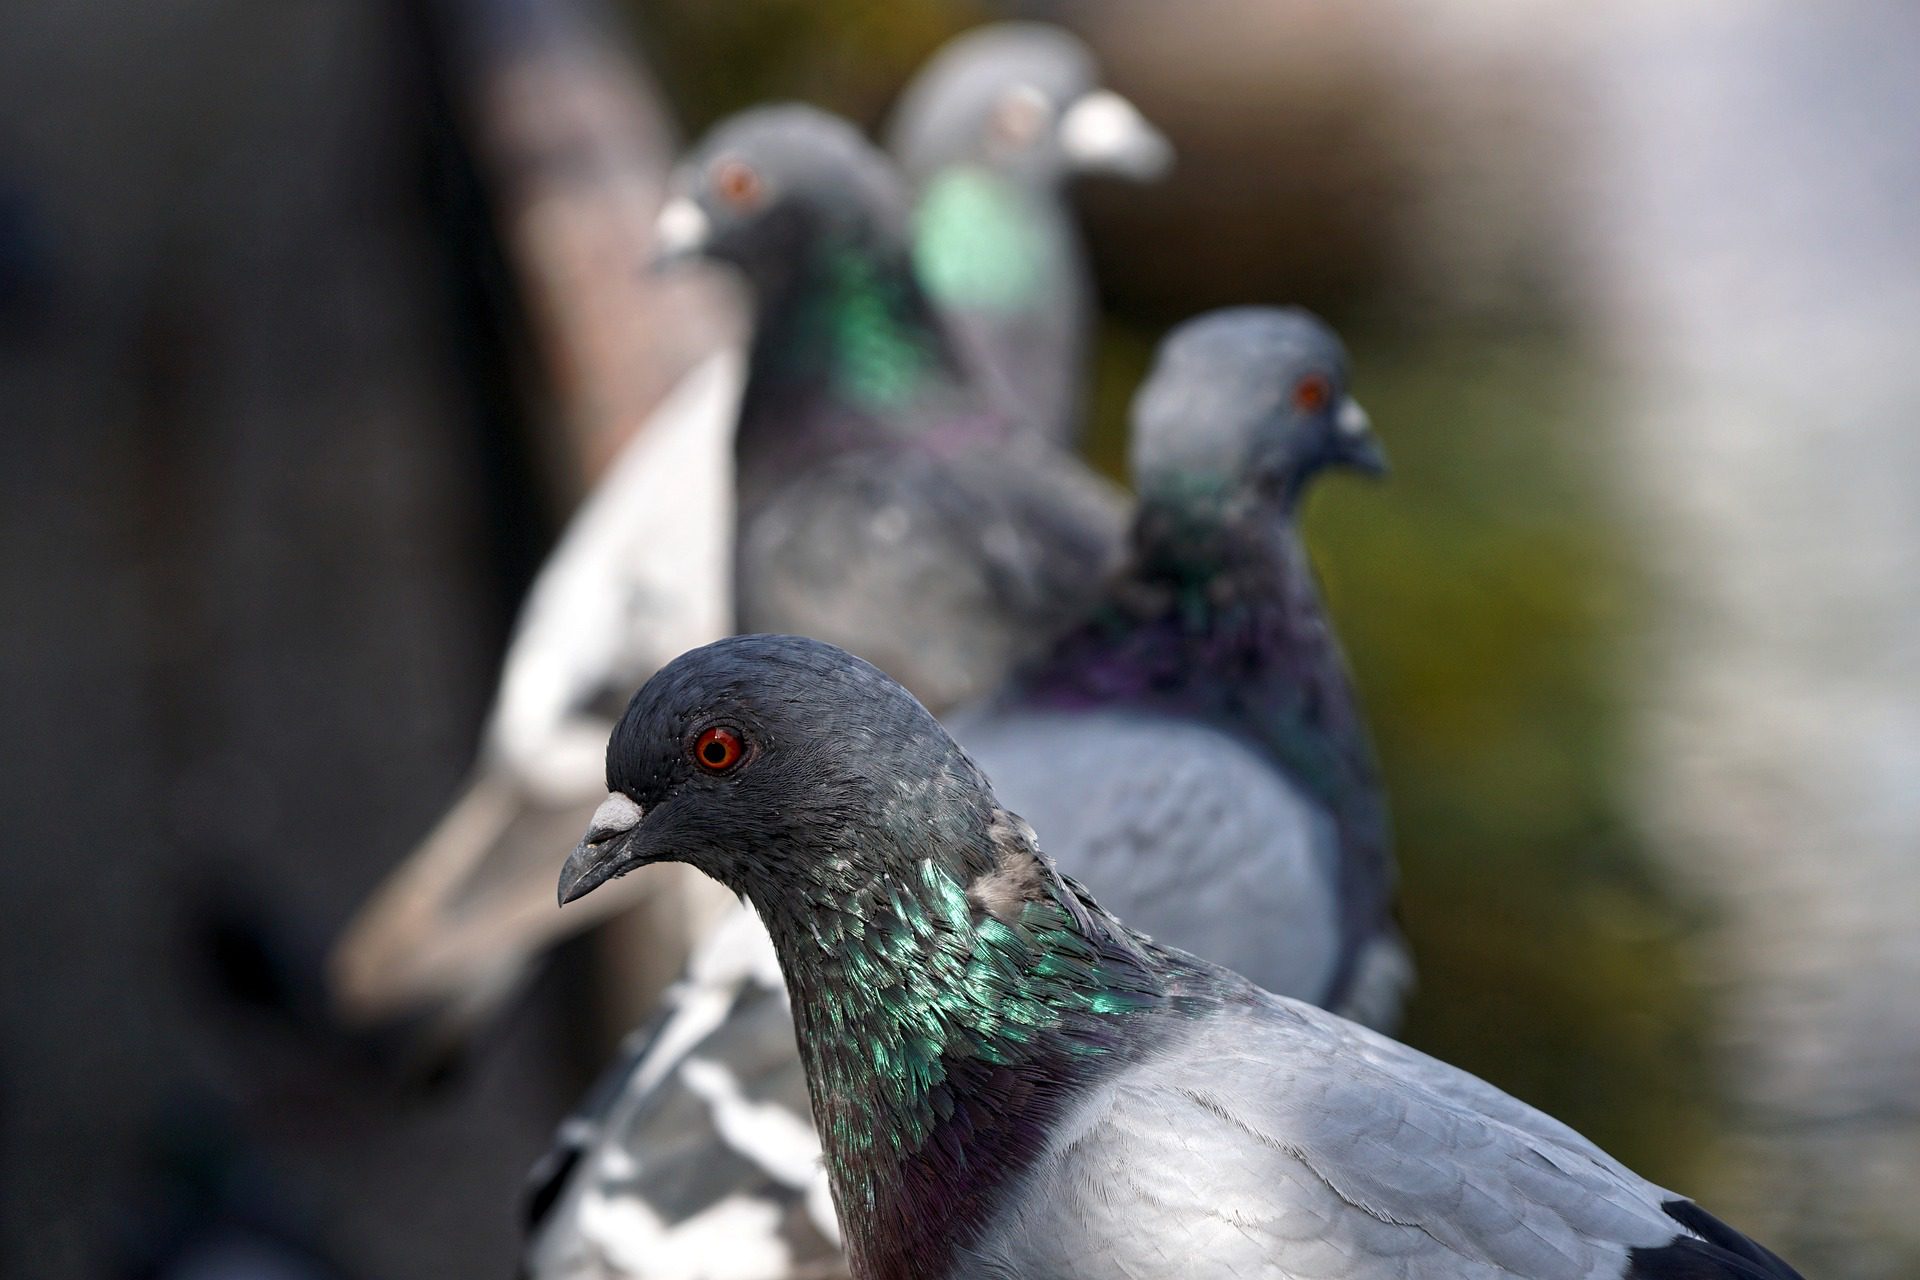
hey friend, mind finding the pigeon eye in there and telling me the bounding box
[1292,373,1333,414]
[991,86,1049,147]
[693,725,746,773]
[712,159,763,210]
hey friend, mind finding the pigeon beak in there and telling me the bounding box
[1335,397,1389,477]
[649,196,711,272]
[558,792,647,906]
[1058,90,1173,181]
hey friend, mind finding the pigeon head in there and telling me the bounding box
[654,105,915,298]
[887,23,1171,186]
[558,635,999,912]
[1129,307,1385,511]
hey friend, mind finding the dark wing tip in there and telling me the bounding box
[1625,1200,1806,1280]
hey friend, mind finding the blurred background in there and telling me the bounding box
[3,1,1916,1277]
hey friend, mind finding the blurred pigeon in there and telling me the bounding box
[524,308,1407,1278]
[331,105,1124,1044]
[329,350,740,1035]
[555,634,1804,1280]
[956,306,1402,1023]
[889,22,1171,444]
[657,104,1126,711]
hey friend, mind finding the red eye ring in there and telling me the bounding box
[692,725,745,773]
[1293,373,1333,414]
[990,85,1048,147]
[712,159,763,210]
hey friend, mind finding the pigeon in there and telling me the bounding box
[655,103,1127,712]
[556,633,1804,1280]
[956,306,1402,1023]
[522,308,1408,1279]
[888,22,1171,444]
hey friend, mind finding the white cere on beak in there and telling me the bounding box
[586,792,645,844]
[1058,90,1173,180]
[653,196,711,260]
[1337,398,1373,437]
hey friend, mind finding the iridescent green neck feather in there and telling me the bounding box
[913,166,1053,315]
[751,236,958,419]
[744,811,1177,1280]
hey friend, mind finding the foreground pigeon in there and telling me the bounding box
[557,634,1803,1280]
[523,309,1410,1278]
[889,22,1171,444]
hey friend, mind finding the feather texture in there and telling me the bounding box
[546,635,1800,1280]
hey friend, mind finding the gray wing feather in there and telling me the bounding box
[957,707,1349,1008]
[963,999,1684,1280]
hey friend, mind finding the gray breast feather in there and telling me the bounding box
[960,1000,1683,1280]
[958,707,1345,1004]
[737,446,1123,713]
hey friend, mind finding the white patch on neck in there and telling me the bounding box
[967,810,1047,921]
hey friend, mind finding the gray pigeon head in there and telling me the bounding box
[654,104,914,295]
[887,23,1171,186]
[558,635,996,911]
[1129,307,1386,510]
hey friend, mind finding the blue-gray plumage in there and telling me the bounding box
[956,306,1401,1021]
[523,307,1408,1278]
[555,635,1802,1280]
[889,22,1171,445]
[657,103,1127,714]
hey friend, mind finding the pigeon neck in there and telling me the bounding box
[748,812,1172,1280]
[913,165,1063,315]
[746,233,965,426]
[1024,484,1378,813]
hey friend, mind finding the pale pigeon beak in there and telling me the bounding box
[1335,398,1389,477]
[1058,90,1173,181]
[651,196,712,271]
[558,792,646,905]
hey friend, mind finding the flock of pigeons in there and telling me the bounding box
[332,23,1802,1280]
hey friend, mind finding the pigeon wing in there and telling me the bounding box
[965,998,1796,1280]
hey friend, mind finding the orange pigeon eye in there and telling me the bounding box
[693,725,746,773]
[991,86,1048,147]
[1292,373,1332,414]
[713,159,763,209]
